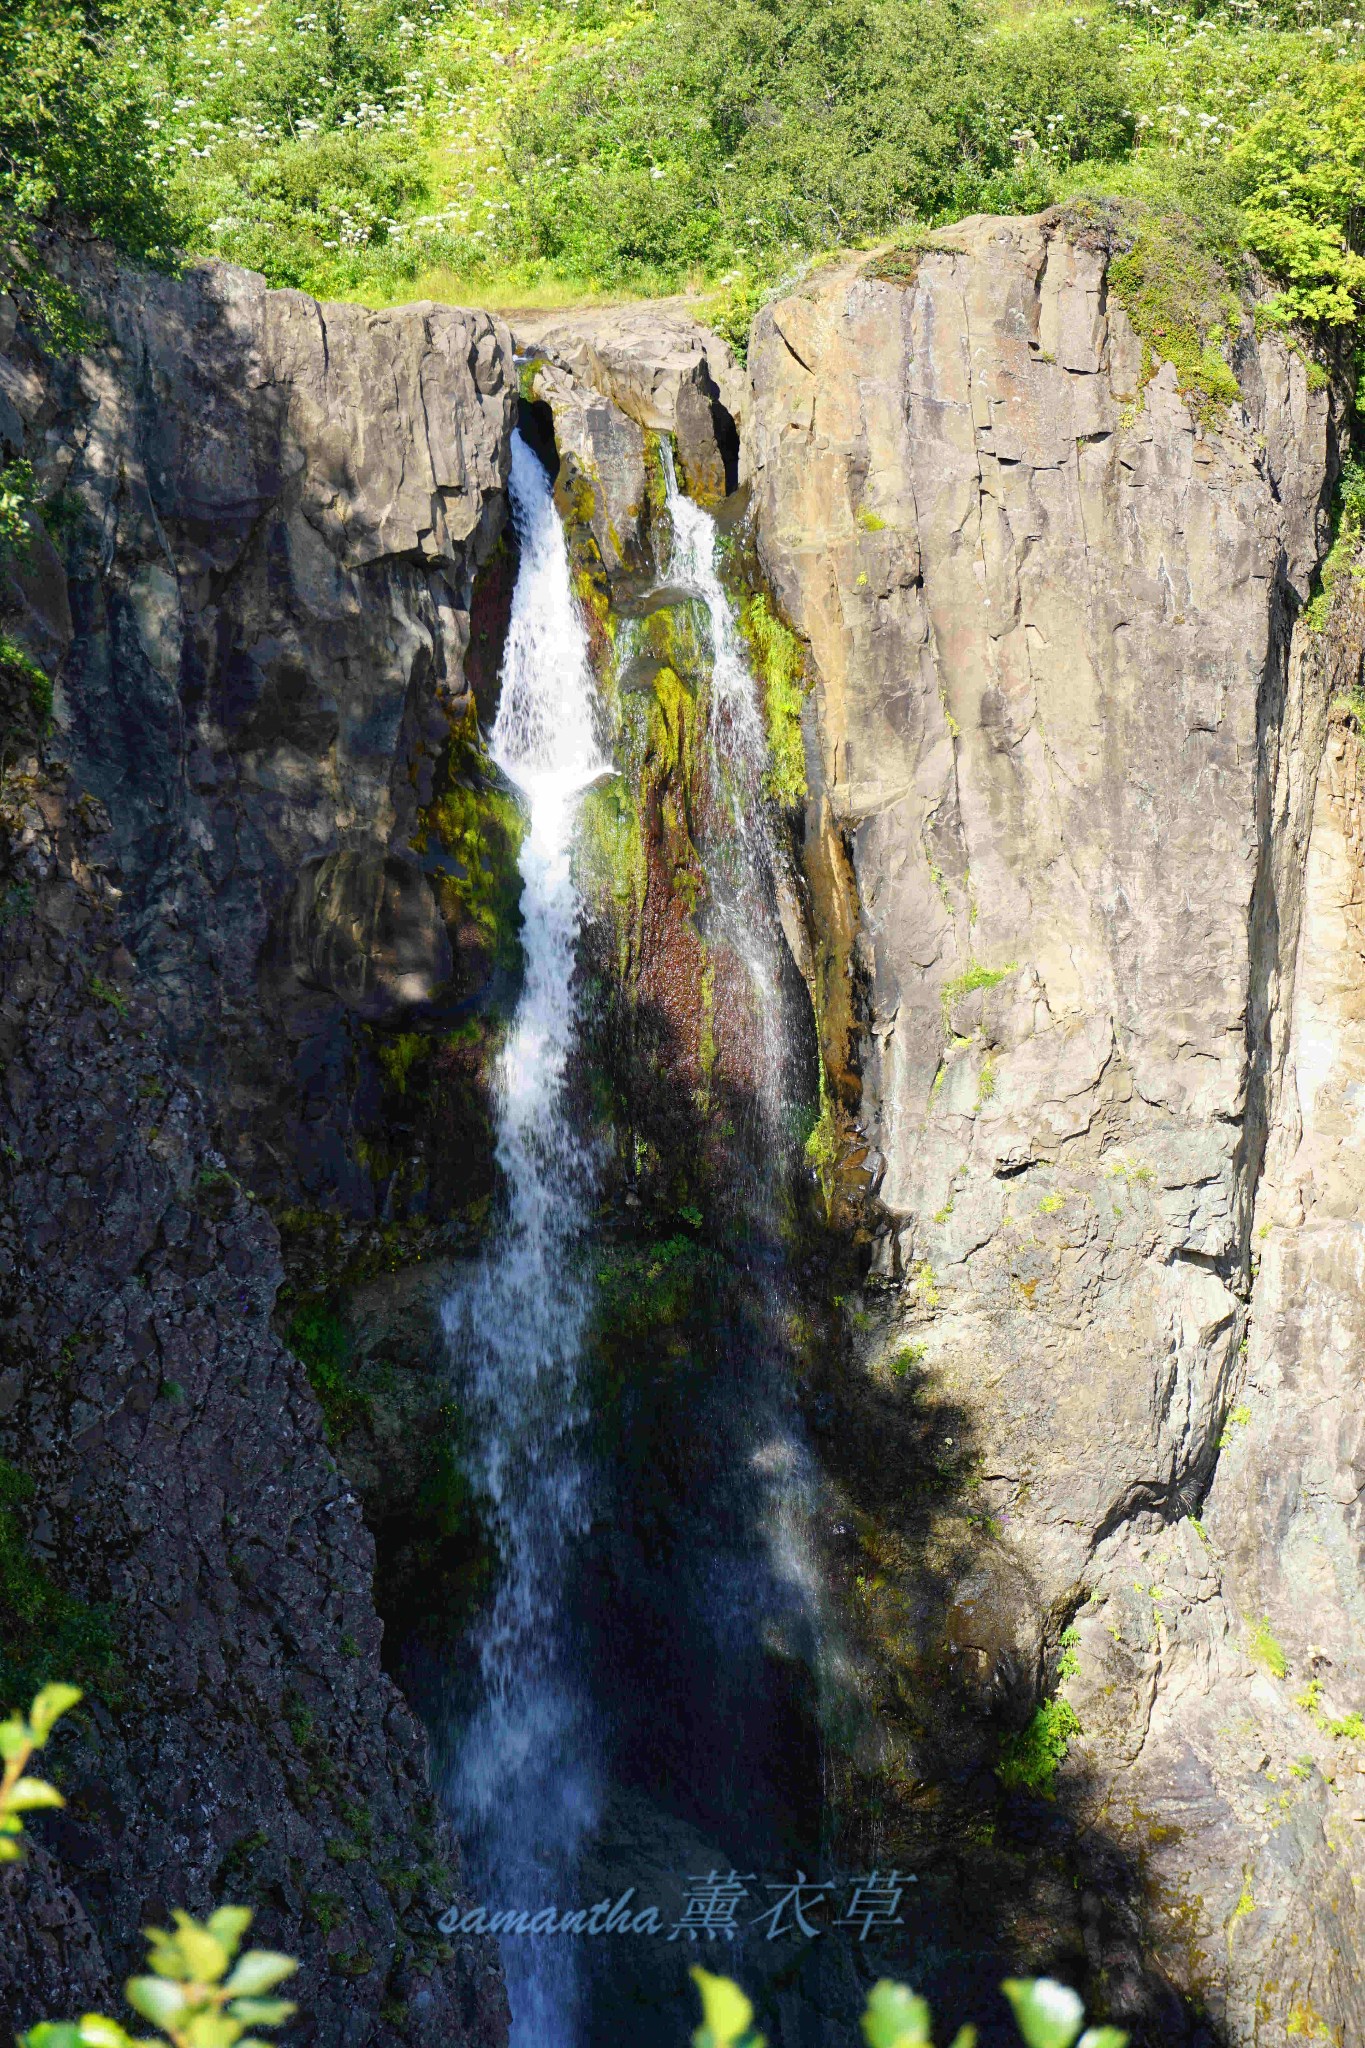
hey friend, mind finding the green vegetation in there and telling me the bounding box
[1294,1677,1365,1737]
[1248,1615,1288,1677]
[740,593,808,808]
[997,1696,1081,1794]
[0,461,36,561]
[941,960,1014,1030]
[1312,457,1365,632]
[690,1962,1126,2048]
[284,1300,368,1440]
[0,1461,119,1703]
[0,636,54,757]
[3,0,1363,398]
[0,1682,82,1865]
[23,1900,298,2048]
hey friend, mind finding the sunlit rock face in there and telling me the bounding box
[748,211,1365,2040]
[2,253,516,1212]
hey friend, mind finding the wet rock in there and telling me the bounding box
[513,304,743,495]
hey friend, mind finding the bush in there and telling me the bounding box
[0,0,181,307]
[1230,62,1365,325]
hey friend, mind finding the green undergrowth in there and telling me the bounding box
[1311,457,1365,633]
[997,1695,1081,1795]
[0,637,54,758]
[284,1302,369,1443]
[1057,179,1247,422]
[0,1457,120,1705]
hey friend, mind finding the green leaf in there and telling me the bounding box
[0,1716,32,1760]
[28,1684,83,1744]
[947,2030,978,2048]
[1077,2032,1127,2048]
[225,2000,297,2027]
[207,1907,254,1959]
[692,1969,756,2047]
[75,2018,135,2048]
[20,2026,85,2048]
[169,1912,230,1983]
[223,1953,297,1997]
[6,1775,65,1811]
[125,1977,188,2028]
[1001,1980,1086,2048]
[862,1981,934,2048]
[0,1835,22,1861]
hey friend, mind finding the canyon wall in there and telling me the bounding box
[0,255,513,2046]
[746,211,1360,2039]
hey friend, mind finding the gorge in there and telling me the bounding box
[0,205,1362,2048]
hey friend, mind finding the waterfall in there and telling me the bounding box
[658,449,844,1745]
[441,429,607,2048]
[659,446,791,1158]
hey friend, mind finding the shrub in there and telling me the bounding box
[997,1697,1081,1794]
[1230,63,1365,326]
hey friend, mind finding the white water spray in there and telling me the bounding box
[443,430,607,2048]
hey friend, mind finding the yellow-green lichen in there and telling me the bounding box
[741,591,809,808]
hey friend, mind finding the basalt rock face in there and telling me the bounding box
[0,771,505,2047]
[0,251,516,1216]
[0,254,516,2047]
[749,213,1362,2036]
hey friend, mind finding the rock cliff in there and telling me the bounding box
[746,211,1359,2038]
[0,254,513,2046]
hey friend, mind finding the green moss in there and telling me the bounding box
[285,1301,369,1442]
[941,960,1014,1030]
[740,592,808,808]
[0,634,53,752]
[997,1696,1081,1795]
[0,1456,119,1707]
[804,1071,839,1216]
[1065,196,1243,427]
[889,1342,926,1379]
[424,781,524,976]
[376,1032,427,1096]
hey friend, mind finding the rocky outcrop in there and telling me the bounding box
[747,211,1356,2036]
[0,768,505,2046]
[515,304,742,505]
[0,250,516,1217]
[0,250,519,2046]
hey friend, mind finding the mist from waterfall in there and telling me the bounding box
[441,429,607,2048]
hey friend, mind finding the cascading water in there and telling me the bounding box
[659,449,836,1679]
[441,428,608,2048]
[659,446,792,1161]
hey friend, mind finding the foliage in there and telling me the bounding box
[0,0,182,320]
[1230,63,1365,325]
[0,1460,120,1701]
[1248,1615,1288,1677]
[1064,188,1245,422]
[997,1697,1081,1794]
[0,1682,82,1863]
[23,1906,297,2048]
[690,1967,1125,2048]
[285,1300,368,1441]
[0,636,55,755]
[0,461,37,562]
[1310,457,1365,630]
